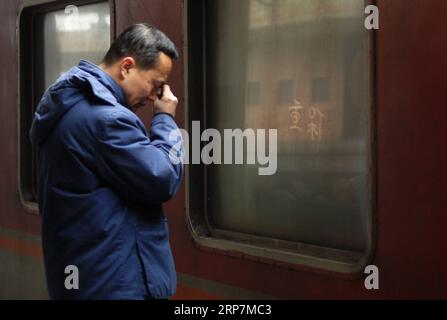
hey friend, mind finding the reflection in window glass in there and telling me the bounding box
[278,79,294,105]
[247,82,261,105]
[39,2,110,90]
[312,77,329,102]
[205,0,370,253]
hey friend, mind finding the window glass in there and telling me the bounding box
[247,82,261,105]
[205,0,370,253]
[278,79,294,105]
[38,2,110,91]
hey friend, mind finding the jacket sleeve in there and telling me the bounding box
[96,111,184,206]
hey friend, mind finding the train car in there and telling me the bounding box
[0,0,446,299]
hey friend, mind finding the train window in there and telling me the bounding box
[187,0,374,273]
[19,1,112,206]
[278,79,294,105]
[312,77,330,103]
[247,82,261,106]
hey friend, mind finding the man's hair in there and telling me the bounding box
[102,23,178,69]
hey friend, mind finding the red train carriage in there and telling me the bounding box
[0,0,446,299]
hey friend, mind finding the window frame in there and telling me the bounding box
[184,0,377,276]
[17,0,115,211]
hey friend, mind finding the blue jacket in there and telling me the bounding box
[29,60,184,299]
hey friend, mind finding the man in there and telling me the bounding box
[29,24,183,299]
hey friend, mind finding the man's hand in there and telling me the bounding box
[153,84,178,118]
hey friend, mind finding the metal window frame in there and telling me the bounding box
[184,0,378,277]
[17,0,115,211]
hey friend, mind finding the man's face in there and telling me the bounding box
[119,52,173,110]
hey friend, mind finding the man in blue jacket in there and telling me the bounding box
[29,24,183,299]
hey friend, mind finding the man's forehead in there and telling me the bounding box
[157,52,173,72]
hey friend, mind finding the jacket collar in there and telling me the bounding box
[77,60,127,106]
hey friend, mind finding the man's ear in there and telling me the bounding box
[119,57,136,79]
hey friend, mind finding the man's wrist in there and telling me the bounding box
[153,112,175,120]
